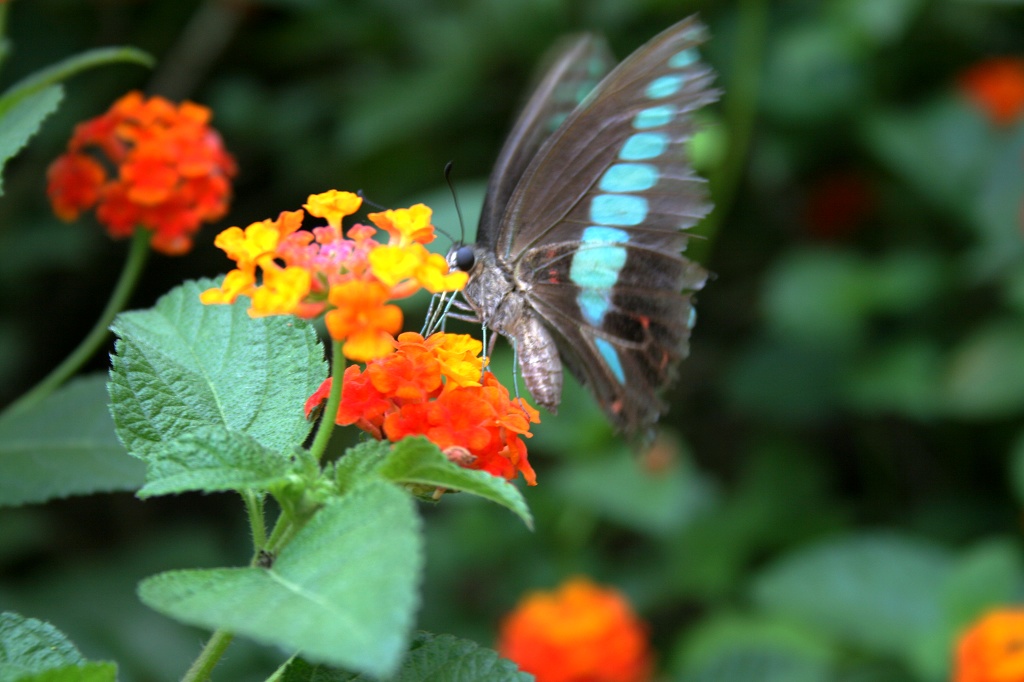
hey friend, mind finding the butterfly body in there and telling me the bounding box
[450,16,718,442]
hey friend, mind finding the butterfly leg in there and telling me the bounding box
[508,337,534,419]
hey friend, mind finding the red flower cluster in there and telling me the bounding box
[803,170,875,240]
[959,58,1024,127]
[47,91,236,255]
[305,331,538,485]
[497,577,653,682]
[955,609,1024,682]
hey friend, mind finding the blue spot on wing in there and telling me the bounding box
[599,163,659,192]
[594,337,626,383]
[577,289,611,326]
[569,238,628,289]
[570,227,629,325]
[619,132,669,161]
[589,194,648,226]
[646,74,686,99]
[633,105,675,129]
[582,226,630,243]
[668,48,698,68]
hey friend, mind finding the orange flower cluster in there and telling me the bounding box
[47,91,236,255]
[201,191,467,361]
[959,58,1024,126]
[955,609,1024,682]
[305,331,539,485]
[497,577,652,682]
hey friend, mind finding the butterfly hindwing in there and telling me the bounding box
[500,17,717,436]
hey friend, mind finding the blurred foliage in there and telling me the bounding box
[2,0,1024,680]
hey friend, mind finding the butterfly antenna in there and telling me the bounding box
[357,190,386,212]
[443,161,467,245]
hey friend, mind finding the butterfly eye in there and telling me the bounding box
[455,245,475,271]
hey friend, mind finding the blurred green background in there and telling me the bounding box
[3,0,1024,680]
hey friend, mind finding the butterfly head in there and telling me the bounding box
[450,244,476,273]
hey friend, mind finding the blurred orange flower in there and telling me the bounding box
[959,58,1024,126]
[47,91,236,255]
[955,609,1024,682]
[497,577,652,682]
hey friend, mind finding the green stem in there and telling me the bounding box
[181,629,234,682]
[307,340,345,462]
[4,227,151,417]
[242,490,267,552]
[264,514,300,555]
[692,0,767,262]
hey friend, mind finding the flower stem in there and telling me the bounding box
[181,629,234,682]
[3,227,151,417]
[307,339,345,462]
[242,490,267,551]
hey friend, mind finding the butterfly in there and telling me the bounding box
[447,16,718,443]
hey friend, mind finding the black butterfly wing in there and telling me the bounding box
[498,16,718,437]
[477,34,614,249]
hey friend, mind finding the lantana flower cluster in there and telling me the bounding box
[200,190,466,362]
[47,91,236,255]
[203,190,537,484]
[306,331,539,485]
[497,577,652,682]
[955,609,1024,682]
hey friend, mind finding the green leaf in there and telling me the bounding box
[0,611,116,682]
[760,249,871,346]
[966,125,1024,276]
[0,46,153,118]
[109,279,327,461]
[552,447,714,536]
[761,22,866,123]
[752,533,952,662]
[17,662,118,682]
[0,374,143,507]
[335,439,390,495]
[378,436,533,529]
[1009,429,1024,506]
[843,339,944,418]
[942,320,1024,417]
[0,85,62,196]
[138,480,422,678]
[137,425,294,498]
[943,539,1024,627]
[862,96,993,218]
[686,649,832,682]
[673,612,837,677]
[281,632,530,682]
[829,0,925,46]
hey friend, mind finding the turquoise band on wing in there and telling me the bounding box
[633,105,675,129]
[566,33,703,385]
[646,74,686,99]
[595,337,626,383]
[590,194,648,226]
[570,226,629,327]
[619,132,669,161]
[599,163,659,192]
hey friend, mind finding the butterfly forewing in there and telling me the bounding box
[478,35,615,247]
[502,17,717,437]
